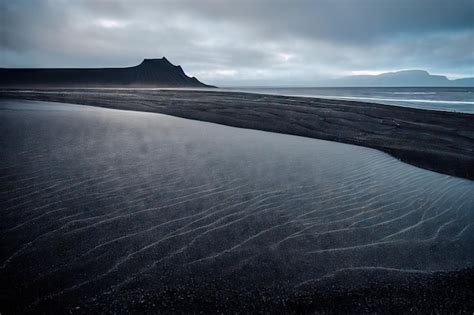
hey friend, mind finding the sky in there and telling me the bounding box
[1,0,473,86]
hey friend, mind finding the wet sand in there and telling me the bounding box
[1,100,473,313]
[1,88,473,180]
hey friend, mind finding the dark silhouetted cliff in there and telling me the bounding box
[0,57,214,88]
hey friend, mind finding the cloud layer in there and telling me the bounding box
[1,0,473,85]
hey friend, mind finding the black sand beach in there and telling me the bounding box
[2,0,473,313]
[1,100,473,313]
[1,88,473,180]
[62,268,474,314]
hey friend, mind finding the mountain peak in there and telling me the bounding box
[139,57,173,67]
[383,69,429,75]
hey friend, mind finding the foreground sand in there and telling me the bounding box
[1,88,473,180]
[1,100,473,313]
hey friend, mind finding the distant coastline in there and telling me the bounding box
[331,70,474,87]
[216,70,474,88]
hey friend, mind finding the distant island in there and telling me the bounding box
[332,70,474,87]
[0,57,214,88]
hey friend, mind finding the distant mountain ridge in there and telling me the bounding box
[333,70,474,87]
[0,57,214,88]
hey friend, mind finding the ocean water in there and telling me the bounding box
[1,100,473,311]
[225,87,474,114]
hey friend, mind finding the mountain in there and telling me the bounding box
[0,57,214,88]
[333,70,473,87]
[452,77,474,87]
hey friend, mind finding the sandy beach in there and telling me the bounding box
[1,100,473,313]
[1,88,472,180]
[2,1,473,313]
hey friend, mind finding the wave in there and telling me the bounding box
[277,94,474,105]
[386,92,437,95]
[320,95,474,105]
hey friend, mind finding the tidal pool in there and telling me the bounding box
[1,100,473,312]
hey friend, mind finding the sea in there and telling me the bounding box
[225,87,474,114]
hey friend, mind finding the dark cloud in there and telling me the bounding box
[1,0,473,85]
[160,0,474,43]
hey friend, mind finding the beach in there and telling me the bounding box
[1,100,473,313]
[1,88,473,180]
[2,0,473,312]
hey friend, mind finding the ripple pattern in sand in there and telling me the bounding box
[1,100,473,310]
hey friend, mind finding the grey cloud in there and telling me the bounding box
[1,0,473,85]
[145,0,474,43]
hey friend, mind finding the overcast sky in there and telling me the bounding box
[1,0,473,86]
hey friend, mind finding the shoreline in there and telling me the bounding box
[220,87,474,114]
[1,88,473,180]
[1,98,472,314]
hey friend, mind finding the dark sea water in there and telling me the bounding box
[226,87,474,114]
[1,100,473,312]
